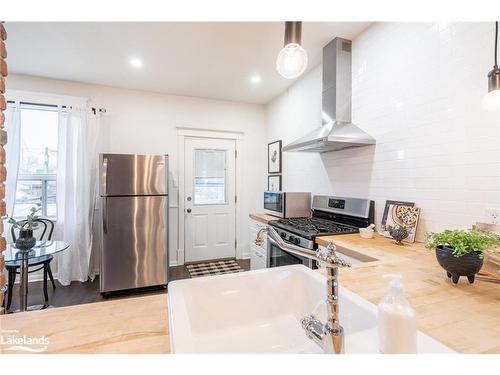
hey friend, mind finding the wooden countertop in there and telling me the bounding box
[0,294,170,354]
[249,212,281,224]
[2,232,498,354]
[316,233,500,354]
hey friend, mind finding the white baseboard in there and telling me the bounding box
[176,248,185,265]
[237,242,250,259]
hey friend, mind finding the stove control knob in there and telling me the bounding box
[289,235,295,243]
[280,231,287,239]
[293,237,301,245]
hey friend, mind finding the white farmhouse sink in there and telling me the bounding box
[168,265,453,354]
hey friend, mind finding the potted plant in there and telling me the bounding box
[425,229,500,284]
[4,205,41,250]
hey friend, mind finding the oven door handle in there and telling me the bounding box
[267,233,315,269]
[266,226,318,260]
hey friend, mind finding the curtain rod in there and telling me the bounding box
[7,100,57,108]
[6,100,106,114]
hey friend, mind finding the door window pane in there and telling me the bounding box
[14,180,43,218]
[194,149,226,205]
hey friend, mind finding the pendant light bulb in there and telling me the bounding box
[276,22,308,79]
[276,43,308,79]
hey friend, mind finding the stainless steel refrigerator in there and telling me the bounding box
[99,153,169,293]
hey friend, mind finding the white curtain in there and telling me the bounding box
[4,102,21,219]
[56,106,99,286]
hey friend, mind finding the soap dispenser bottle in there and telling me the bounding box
[377,274,417,354]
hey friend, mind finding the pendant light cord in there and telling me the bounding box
[495,21,498,68]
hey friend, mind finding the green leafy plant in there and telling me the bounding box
[3,204,42,231]
[425,229,500,258]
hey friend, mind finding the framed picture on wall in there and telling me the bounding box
[268,175,282,192]
[268,140,282,174]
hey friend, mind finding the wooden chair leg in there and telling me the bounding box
[47,262,56,289]
[43,265,49,303]
[6,268,16,311]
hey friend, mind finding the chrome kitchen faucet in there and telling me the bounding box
[255,226,351,354]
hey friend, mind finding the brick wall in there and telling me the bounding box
[0,22,7,313]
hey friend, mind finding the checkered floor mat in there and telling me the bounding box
[186,259,244,278]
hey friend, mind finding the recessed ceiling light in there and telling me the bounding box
[250,75,262,84]
[130,58,143,69]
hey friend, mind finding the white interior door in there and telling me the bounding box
[184,137,236,262]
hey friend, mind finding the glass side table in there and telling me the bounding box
[4,241,70,312]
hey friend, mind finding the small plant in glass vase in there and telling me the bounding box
[4,204,42,250]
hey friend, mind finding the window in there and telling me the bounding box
[194,149,226,205]
[14,103,58,219]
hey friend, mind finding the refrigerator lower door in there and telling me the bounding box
[100,195,168,293]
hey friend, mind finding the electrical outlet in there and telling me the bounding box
[485,208,500,224]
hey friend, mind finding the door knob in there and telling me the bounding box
[186,208,192,213]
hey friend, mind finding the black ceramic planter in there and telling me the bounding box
[435,245,483,284]
[15,228,36,250]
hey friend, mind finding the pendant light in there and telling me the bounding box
[276,22,308,79]
[488,21,500,93]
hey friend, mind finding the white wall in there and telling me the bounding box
[7,74,267,266]
[266,22,500,240]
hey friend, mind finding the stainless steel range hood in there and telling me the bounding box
[282,38,376,153]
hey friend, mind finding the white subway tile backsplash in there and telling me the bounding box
[266,22,500,241]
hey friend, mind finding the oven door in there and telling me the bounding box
[267,236,316,269]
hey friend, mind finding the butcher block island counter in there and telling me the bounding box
[1,228,498,354]
[0,294,170,354]
[249,212,281,224]
[316,233,500,354]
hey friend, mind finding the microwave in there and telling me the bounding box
[263,191,311,218]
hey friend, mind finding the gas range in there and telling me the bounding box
[268,195,374,250]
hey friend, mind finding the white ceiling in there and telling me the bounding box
[6,22,372,104]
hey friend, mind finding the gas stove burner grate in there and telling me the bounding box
[272,217,359,237]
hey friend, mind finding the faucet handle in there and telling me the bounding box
[317,241,351,267]
[332,256,351,268]
[326,240,337,252]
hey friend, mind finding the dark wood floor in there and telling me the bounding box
[4,259,250,312]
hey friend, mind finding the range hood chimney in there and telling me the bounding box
[282,38,376,153]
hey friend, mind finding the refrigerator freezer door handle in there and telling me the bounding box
[102,157,108,196]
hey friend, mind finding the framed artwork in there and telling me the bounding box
[268,175,282,192]
[381,200,415,227]
[268,140,282,174]
[382,204,421,243]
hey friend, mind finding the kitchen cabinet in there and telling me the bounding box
[250,245,267,270]
[249,218,267,270]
